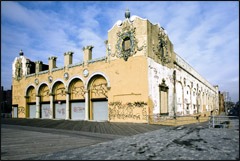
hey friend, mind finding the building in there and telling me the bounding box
[222,91,231,114]
[218,91,225,114]
[1,86,12,117]
[11,9,219,123]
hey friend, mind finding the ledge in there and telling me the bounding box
[52,67,64,72]
[87,56,106,64]
[67,62,83,69]
[25,73,36,78]
[38,70,49,75]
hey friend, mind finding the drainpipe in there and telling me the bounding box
[173,70,176,119]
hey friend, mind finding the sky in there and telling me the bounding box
[1,1,239,102]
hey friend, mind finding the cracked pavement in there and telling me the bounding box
[26,121,239,160]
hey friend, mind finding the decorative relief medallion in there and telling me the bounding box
[64,72,69,80]
[48,76,53,83]
[35,78,39,85]
[83,69,89,77]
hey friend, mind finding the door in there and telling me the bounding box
[41,103,51,119]
[92,101,108,121]
[29,104,36,118]
[55,103,66,119]
[71,102,85,120]
[13,106,18,118]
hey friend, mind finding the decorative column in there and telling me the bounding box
[85,90,89,120]
[36,95,40,118]
[65,92,70,120]
[50,93,54,119]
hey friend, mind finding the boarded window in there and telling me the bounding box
[159,79,168,114]
[160,91,168,114]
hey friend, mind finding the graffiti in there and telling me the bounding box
[18,106,25,115]
[55,87,66,96]
[91,83,108,98]
[42,107,51,118]
[14,96,20,102]
[149,65,159,80]
[42,89,50,97]
[72,86,85,98]
[73,107,85,113]
[57,108,65,115]
[168,74,174,84]
[108,101,148,121]
[30,92,36,97]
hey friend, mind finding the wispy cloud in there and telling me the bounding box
[1,1,239,102]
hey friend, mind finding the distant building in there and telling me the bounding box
[222,91,231,113]
[0,86,12,116]
[11,9,219,122]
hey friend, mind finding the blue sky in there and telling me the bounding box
[1,1,239,102]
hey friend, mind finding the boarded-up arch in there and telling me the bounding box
[69,78,85,120]
[52,81,66,119]
[184,85,191,114]
[38,83,51,119]
[26,85,36,118]
[176,81,183,115]
[88,75,108,121]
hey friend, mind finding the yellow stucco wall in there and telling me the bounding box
[12,55,149,122]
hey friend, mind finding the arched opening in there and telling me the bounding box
[39,84,50,119]
[69,78,85,120]
[52,81,66,119]
[176,82,183,115]
[88,75,108,121]
[185,86,191,114]
[26,86,36,118]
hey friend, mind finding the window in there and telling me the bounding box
[122,37,131,51]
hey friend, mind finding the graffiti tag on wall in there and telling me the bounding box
[91,83,108,98]
[42,107,51,118]
[73,107,85,113]
[72,86,85,98]
[57,108,65,115]
[17,106,25,115]
[108,101,147,121]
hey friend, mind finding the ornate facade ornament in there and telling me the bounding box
[111,21,145,61]
[35,78,39,85]
[83,68,89,77]
[48,76,53,83]
[153,27,171,65]
[64,72,69,80]
[15,58,23,81]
